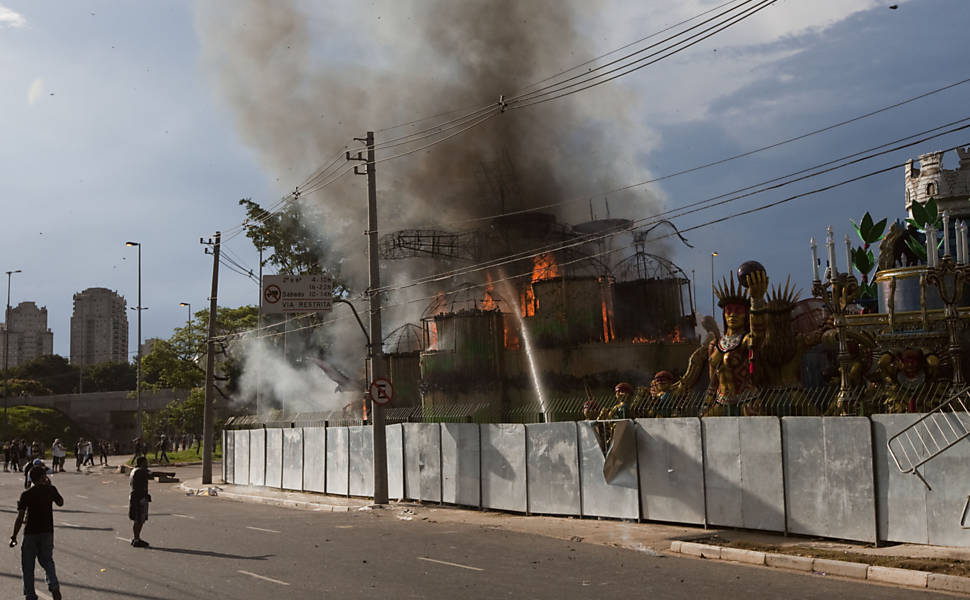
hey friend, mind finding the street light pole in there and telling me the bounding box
[179,302,192,327]
[711,252,718,316]
[126,242,143,439]
[3,269,22,441]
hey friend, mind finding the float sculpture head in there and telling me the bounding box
[714,272,750,334]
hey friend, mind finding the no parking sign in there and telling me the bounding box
[368,378,394,406]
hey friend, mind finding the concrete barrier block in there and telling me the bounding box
[867,566,929,588]
[765,553,813,572]
[928,573,970,594]
[812,558,868,579]
[669,541,682,553]
[679,542,721,559]
[720,547,765,565]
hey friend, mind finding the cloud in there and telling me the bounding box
[27,78,44,105]
[0,4,25,28]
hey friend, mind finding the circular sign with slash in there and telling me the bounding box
[368,378,394,406]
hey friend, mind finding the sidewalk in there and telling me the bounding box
[178,473,970,594]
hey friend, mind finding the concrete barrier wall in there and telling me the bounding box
[234,429,250,486]
[303,427,326,493]
[265,428,283,489]
[282,429,304,491]
[441,423,480,507]
[526,422,580,516]
[386,424,405,500]
[224,415,970,548]
[349,426,374,497]
[578,421,639,519]
[326,426,349,496]
[404,423,441,502]
[481,424,527,513]
[703,417,785,532]
[782,417,876,543]
[636,418,705,525]
[249,429,266,487]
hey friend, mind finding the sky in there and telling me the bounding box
[1,0,968,362]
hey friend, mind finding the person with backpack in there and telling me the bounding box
[10,466,64,600]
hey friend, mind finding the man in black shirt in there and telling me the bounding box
[129,455,152,547]
[11,467,63,600]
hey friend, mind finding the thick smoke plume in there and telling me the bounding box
[196,0,665,411]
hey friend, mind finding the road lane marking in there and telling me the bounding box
[116,537,130,543]
[335,525,353,529]
[76,495,88,499]
[36,592,52,600]
[417,557,484,571]
[246,526,280,533]
[172,513,195,519]
[238,570,290,586]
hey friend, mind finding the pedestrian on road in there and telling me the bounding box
[51,440,65,473]
[99,440,109,466]
[10,466,64,600]
[129,455,152,547]
[82,439,94,467]
[156,435,170,464]
[24,459,48,490]
[132,437,145,459]
[3,441,11,472]
[74,440,82,472]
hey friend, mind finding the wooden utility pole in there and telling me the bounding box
[202,231,220,485]
[349,132,388,503]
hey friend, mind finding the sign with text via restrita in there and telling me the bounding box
[261,274,334,314]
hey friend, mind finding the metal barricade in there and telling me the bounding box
[888,386,970,489]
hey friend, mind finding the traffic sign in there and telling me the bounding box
[261,274,334,314]
[368,378,394,406]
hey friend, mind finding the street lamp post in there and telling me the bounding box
[711,252,718,316]
[179,302,192,327]
[3,269,22,441]
[125,242,143,439]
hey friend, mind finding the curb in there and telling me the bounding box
[178,482,358,513]
[669,542,968,593]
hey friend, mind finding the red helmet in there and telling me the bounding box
[614,382,634,394]
[652,370,675,383]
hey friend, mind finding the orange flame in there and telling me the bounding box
[521,287,535,317]
[481,273,497,311]
[427,321,439,350]
[532,253,559,282]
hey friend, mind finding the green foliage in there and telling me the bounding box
[907,197,941,232]
[906,235,929,261]
[851,247,879,299]
[3,355,136,395]
[2,379,53,396]
[83,361,136,392]
[850,212,888,246]
[9,355,76,394]
[4,405,81,444]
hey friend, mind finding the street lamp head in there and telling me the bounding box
[5,270,21,276]
[179,302,190,307]
[712,252,718,257]
[125,241,140,247]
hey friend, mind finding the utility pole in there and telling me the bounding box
[349,131,388,504]
[4,269,22,441]
[202,232,220,485]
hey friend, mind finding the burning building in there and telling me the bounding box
[381,213,699,420]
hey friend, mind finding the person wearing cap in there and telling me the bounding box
[11,466,63,600]
[23,460,48,490]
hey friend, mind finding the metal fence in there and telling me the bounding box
[225,382,960,428]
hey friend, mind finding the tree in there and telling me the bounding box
[9,355,76,395]
[141,305,258,401]
[83,361,136,392]
[238,197,349,296]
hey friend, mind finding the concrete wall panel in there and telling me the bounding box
[282,429,304,491]
[386,424,405,500]
[578,421,639,519]
[249,429,266,487]
[326,426,349,496]
[349,426,374,497]
[224,430,234,484]
[265,428,283,488]
[703,417,785,531]
[441,423,480,507]
[481,424,527,513]
[234,430,250,486]
[404,423,441,502]
[526,422,580,516]
[873,414,928,544]
[636,418,705,525]
[303,427,326,493]
[783,417,876,542]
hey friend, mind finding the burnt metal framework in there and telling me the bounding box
[380,229,479,261]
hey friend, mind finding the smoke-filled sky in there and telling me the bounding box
[1,0,968,360]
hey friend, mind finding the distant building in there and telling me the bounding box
[70,288,129,366]
[0,301,54,368]
[140,337,162,358]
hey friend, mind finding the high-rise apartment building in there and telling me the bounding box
[0,302,54,368]
[70,288,129,366]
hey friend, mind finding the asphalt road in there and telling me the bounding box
[0,464,954,599]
